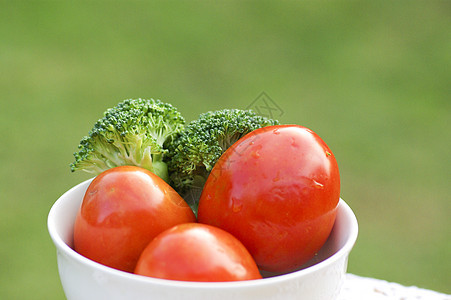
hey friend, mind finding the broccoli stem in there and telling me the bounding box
[151,153,169,183]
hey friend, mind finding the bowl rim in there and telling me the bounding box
[48,179,358,289]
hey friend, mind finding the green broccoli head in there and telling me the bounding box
[166,108,279,208]
[70,98,185,182]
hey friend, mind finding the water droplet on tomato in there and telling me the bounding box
[251,151,260,159]
[312,180,324,189]
[231,197,243,213]
[272,170,281,182]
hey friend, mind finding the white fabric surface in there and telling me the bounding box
[339,274,451,300]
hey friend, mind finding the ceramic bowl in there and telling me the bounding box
[48,179,358,300]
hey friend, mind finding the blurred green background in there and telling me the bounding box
[1,1,450,298]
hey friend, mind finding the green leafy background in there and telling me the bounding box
[1,1,449,298]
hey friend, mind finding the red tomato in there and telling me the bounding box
[197,125,340,273]
[73,166,196,273]
[134,223,262,282]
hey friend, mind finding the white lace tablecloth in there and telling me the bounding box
[340,274,451,300]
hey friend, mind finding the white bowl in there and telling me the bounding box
[48,179,358,300]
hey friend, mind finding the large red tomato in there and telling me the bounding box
[134,223,262,281]
[197,125,340,273]
[73,166,196,273]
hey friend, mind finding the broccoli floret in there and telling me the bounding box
[166,109,279,210]
[70,98,185,182]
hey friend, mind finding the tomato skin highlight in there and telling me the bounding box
[134,223,262,282]
[73,166,196,273]
[197,125,340,273]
